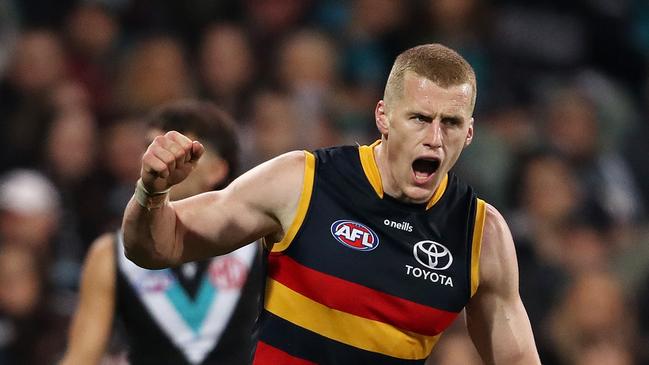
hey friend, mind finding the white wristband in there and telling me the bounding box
[134,179,171,210]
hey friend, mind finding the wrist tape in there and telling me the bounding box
[134,179,171,210]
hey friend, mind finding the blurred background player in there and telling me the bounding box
[60,100,263,365]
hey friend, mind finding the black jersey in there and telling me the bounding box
[253,142,486,364]
[115,233,263,365]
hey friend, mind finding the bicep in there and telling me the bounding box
[61,235,116,365]
[465,204,540,365]
[170,151,307,263]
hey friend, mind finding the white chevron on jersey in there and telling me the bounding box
[117,233,257,364]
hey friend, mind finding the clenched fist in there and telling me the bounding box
[140,131,205,193]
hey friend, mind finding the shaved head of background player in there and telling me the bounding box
[122,44,541,364]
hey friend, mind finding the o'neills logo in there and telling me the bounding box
[405,240,454,287]
[383,219,413,232]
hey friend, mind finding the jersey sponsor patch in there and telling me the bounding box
[413,240,453,270]
[404,241,455,287]
[330,220,379,251]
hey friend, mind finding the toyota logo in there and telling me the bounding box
[413,240,453,270]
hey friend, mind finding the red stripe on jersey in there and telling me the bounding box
[253,341,317,365]
[267,254,458,336]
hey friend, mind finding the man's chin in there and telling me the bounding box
[401,185,436,205]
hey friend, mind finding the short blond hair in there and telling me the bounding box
[383,44,477,110]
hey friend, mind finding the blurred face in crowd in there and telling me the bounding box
[116,37,192,112]
[103,119,146,183]
[245,0,308,34]
[376,71,474,204]
[427,0,477,33]
[521,155,579,222]
[46,108,98,183]
[566,272,626,335]
[0,246,41,318]
[560,225,609,274]
[66,3,118,58]
[251,91,301,160]
[0,210,58,252]
[353,0,405,35]
[9,30,66,94]
[546,91,599,161]
[278,31,337,91]
[199,24,254,97]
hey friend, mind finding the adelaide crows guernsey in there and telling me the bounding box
[253,141,487,364]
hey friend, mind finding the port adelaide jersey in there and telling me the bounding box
[254,141,487,364]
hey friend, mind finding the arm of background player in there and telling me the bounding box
[59,234,116,365]
[465,204,541,365]
[123,150,306,269]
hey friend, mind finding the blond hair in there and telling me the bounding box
[384,44,476,110]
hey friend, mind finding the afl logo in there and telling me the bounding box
[413,240,453,270]
[331,220,379,251]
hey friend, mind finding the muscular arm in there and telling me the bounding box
[122,140,306,269]
[465,204,541,365]
[60,234,116,365]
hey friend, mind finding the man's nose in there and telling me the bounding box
[424,120,442,149]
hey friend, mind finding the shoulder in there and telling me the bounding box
[234,150,307,186]
[86,232,116,266]
[79,232,117,289]
[83,232,116,278]
[221,150,311,228]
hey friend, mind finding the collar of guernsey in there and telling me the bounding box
[358,140,448,210]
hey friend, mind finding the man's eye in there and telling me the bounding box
[414,115,429,123]
[442,118,460,126]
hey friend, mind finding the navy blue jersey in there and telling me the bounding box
[253,142,486,364]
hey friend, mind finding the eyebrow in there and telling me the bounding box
[441,114,464,124]
[407,110,464,122]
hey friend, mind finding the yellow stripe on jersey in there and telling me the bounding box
[271,151,315,253]
[359,141,383,198]
[359,140,448,209]
[470,199,487,297]
[264,278,441,360]
[425,174,449,210]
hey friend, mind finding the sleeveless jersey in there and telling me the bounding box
[253,142,486,364]
[115,233,263,365]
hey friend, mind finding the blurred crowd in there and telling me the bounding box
[0,0,648,364]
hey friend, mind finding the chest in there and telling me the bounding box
[286,181,474,313]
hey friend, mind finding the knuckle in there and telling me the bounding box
[153,135,167,144]
[162,154,176,165]
[168,145,183,159]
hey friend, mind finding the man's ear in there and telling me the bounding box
[375,100,389,135]
[464,117,474,147]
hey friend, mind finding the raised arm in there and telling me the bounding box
[465,203,541,364]
[122,131,305,269]
[60,234,116,365]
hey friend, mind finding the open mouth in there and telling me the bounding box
[412,158,440,183]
